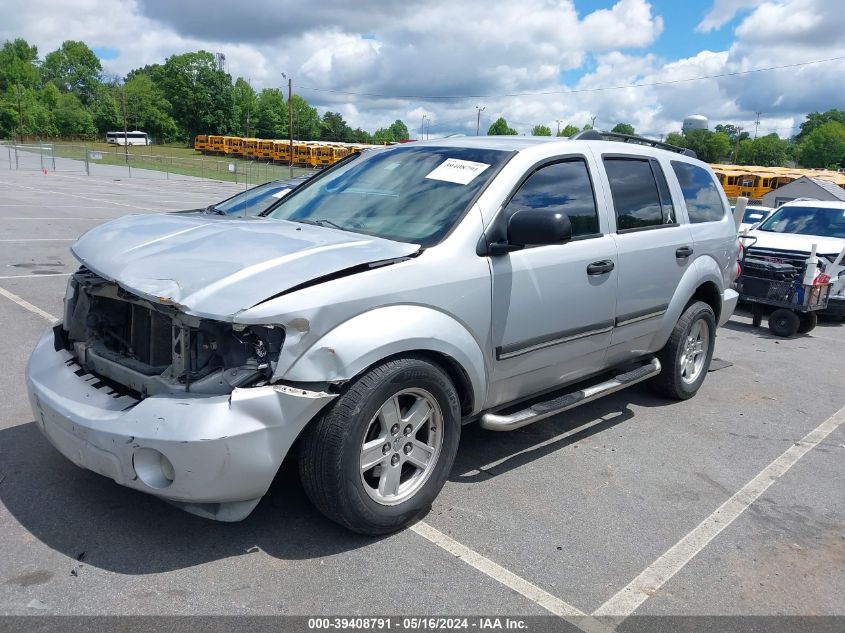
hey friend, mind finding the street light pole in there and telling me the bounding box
[121,84,129,165]
[476,106,486,136]
[555,119,563,136]
[421,115,428,140]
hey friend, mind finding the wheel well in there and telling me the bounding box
[407,351,475,416]
[690,281,721,323]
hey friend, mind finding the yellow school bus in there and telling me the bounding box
[222,136,242,155]
[258,140,275,160]
[292,142,313,167]
[194,135,208,152]
[272,140,291,164]
[241,138,259,158]
[207,135,224,154]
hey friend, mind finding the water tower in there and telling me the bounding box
[682,114,709,133]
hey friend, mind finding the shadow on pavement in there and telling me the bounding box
[0,421,380,575]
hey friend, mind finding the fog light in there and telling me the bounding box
[133,447,175,489]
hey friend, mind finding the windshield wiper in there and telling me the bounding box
[292,218,347,231]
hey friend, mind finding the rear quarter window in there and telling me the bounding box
[671,161,726,223]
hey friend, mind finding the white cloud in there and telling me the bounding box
[1,0,843,140]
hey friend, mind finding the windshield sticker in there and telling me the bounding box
[272,189,291,198]
[425,158,491,185]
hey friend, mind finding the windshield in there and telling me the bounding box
[741,208,771,224]
[265,145,510,246]
[758,206,845,238]
[213,181,296,216]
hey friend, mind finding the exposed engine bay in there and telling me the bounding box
[58,268,284,398]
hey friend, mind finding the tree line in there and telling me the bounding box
[0,38,410,144]
[492,111,845,169]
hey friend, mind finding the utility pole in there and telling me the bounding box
[421,114,428,140]
[475,106,486,136]
[282,73,293,178]
[555,119,563,136]
[753,111,761,139]
[121,84,129,164]
[14,84,24,142]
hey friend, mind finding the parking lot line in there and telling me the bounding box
[0,273,70,280]
[411,521,607,628]
[593,403,845,619]
[0,286,57,322]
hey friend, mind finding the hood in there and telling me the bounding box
[72,214,419,319]
[746,229,844,258]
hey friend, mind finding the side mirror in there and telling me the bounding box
[507,209,572,247]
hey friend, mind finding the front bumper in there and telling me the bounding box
[26,327,335,521]
[720,288,739,328]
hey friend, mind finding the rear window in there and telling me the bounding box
[671,161,726,223]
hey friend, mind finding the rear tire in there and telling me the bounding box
[797,311,818,334]
[768,309,800,337]
[650,301,716,400]
[299,357,461,535]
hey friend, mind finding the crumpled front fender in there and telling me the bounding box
[280,305,488,415]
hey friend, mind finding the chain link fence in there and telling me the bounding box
[1,140,314,185]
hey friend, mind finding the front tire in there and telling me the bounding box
[651,301,716,400]
[768,308,800,337]
[299,357,461,535]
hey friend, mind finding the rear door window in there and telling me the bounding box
[671,161,727,223]
[603,157,674,231]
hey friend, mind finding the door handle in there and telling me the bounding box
[675,246,694,258]
[587,260,615,276]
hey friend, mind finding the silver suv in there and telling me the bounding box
[26,132,739,534]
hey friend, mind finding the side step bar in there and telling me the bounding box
[480,358,662,431]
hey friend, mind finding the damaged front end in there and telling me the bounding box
[60,268,285,399]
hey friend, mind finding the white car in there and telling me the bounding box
[744,200,845,319]
[733,204,774,233]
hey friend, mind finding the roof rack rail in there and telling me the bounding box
[570,129,697,159]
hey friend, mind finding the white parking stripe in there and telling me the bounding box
[411,521,611,633]
[593,403,845,618]
[0,273,71,280]
[0,286,57,322]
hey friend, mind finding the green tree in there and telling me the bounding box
[799,121,845,168]
[734,133,788,166]
[0,38,40,92]
[348,127,373,143]
[557,124,579,137]
[611,122,635,135]
[714,123,749,145]
[124,75,178,142]
[42,40,103,105]
[232,77,257,137]
[0,84,57,138]
[372,127,394,143]
[290,94,320,140]
[158,51,234,139]
[320,111,351,141]
[91,84,121,135]
[254,88,286,138]
[531,124,552,136]
[488,116,517,135]
[796,109,845,142]
[53,92,96,137]
[678,129,729,162]
[388,119,409,141]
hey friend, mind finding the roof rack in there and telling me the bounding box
[570,129,697,159]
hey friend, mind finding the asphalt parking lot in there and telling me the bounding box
[0,165,843,626]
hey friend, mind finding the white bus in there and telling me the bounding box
[106,131,151,146]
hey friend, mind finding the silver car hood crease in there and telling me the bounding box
[71,213,420,320]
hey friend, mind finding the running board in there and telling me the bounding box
[480,358,662,431]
